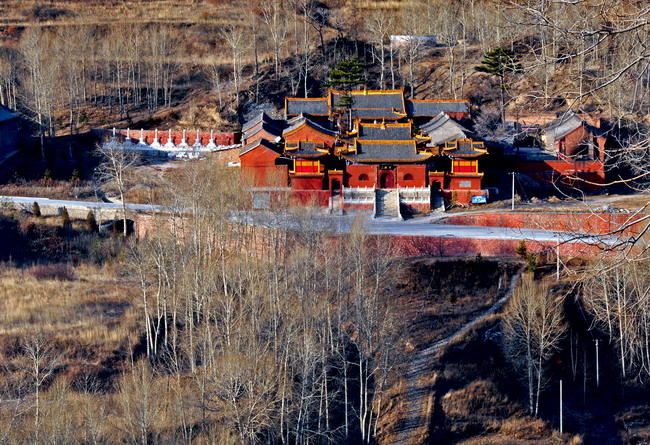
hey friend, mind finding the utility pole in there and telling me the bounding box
[511,172,515,210]
[595,339,600,389]
[560,379,564,434]
[556,235,560,281]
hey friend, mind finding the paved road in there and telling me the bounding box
[246,211,614,244]
[0,195,616,244]
[0,195,164,213]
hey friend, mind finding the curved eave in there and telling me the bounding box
[448,172,484,177]
[443,150,487,158]
[341,154,433,163]
[285,152,328,159]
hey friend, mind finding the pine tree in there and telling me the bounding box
[326,57,366,94]
[85,210,98,233]
[475,48,523,127]
[32,201,41,218]
[61,207,72,230]
[516,240,528,257]
[326,57,366,128]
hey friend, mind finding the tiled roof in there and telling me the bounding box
[282,116,337,138]
[343,140,431,163]
[286,98,329,116]
[542,110,600,140]
[350,109,406,119]
[240,138,281,156]
[443,139,487,158]
[357,122,412,140]
[0,104,19,123]
[242,112,281,133]
[285,141,328,158]
[331,89,405,113]
[406,100,469,117]
[421,112,473,146]
[243,122,282,141]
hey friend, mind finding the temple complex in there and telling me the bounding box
[240,88,487,216]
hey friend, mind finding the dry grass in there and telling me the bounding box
[0,263,139,355]
[0,180,96,202]
[0,0,246,27]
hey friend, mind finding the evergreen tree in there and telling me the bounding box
[475,48,523,127]
[61,207,72,230]
[32,201,41,218]
[515,239,528,257]
[326,57,366,129]
[85,210,98,233]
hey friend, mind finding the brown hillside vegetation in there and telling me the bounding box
[1,0,648,141]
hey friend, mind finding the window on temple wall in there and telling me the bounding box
[404,173,414,181]
[359,173,369,181]
[293,160,320,173]
[453,160,477,173]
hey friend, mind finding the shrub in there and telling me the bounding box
[29,263,75,281]
[61,207,72,230]
[27,4,74,21]
[515,240,527,257]
[86,211,98,233]
[525,253,538,273]
[32,201,41,218]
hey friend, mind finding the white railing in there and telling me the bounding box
[395,189,402,219]
[342,186,375,204]
[398,186,431,204]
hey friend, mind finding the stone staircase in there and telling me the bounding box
[431,192,445,212]
[374,189,402,219]
[329,193,343,214]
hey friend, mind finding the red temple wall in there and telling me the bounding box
[559,126,587,156]
[240,145,280,167]
[397,165,427,187]
[448,175,482,190]
[346,165,378,188]
[286,190,330,207]
[517,160,605,191]
[441,189,485,206]
[290,175,326,190]
[241,166,288,187]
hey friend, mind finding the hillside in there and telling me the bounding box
[1,0,647,138]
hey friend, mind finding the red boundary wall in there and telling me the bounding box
[134,214,601,258]
[440,212,647,237]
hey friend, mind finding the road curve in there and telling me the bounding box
[0,195,615,244]
[392,273,520,444]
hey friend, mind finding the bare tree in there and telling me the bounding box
[502,275,566,416]
[20,28,58,156]
[584,259,650,382]
[95,140,140,236]
[21,332,63,443]
[220,26,249,110]
[366,10,393,90]
[258,0,289,79]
